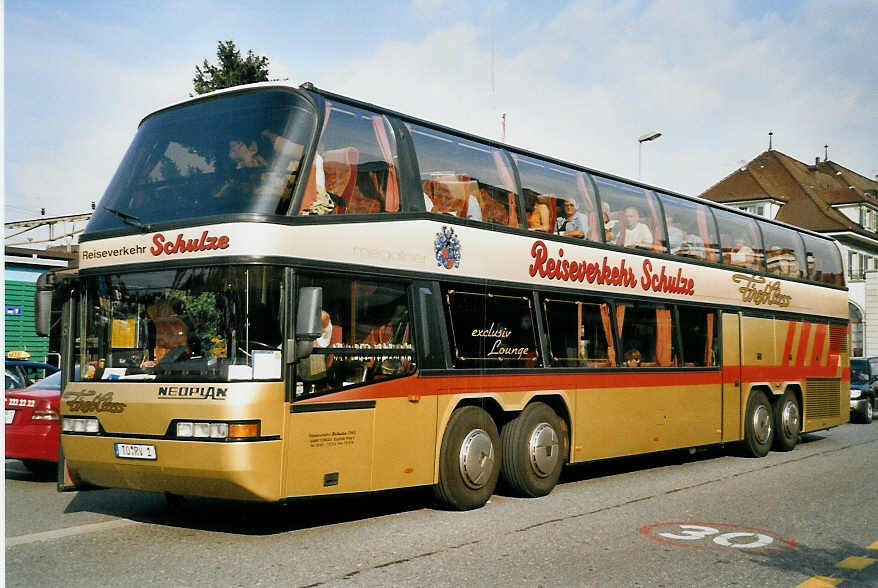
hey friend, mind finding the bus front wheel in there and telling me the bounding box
[499,402,566,497]
[433,406,500,510]
[743,390,774,458]
[772,390,800,451]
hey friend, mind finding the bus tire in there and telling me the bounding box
[743,390,774,458]
[433,406,500,510]
[772,390,800,451]
[499,402,565,498]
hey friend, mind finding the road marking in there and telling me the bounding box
[796,577,842,588]
[6,519,139,547]
[836,555,876,570]
[640,521,797,553]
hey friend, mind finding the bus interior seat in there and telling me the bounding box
[323,147,359,213]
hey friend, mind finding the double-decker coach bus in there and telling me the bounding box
[41,82,849,510]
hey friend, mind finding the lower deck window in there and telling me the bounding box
[543,298,614,367]
[444,287,541,369]
[296,276,415,396]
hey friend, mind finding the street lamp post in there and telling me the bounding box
[638,131,662,181]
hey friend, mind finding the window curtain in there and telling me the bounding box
[576,173,599,241]
[371,116,400,212]
[696,207,715,262]
[704,312,715,366]
[615,304,626,337]
[656,309,673,366]
[599,303,616,366]
[492,151,519,226]
[644,192,664,252]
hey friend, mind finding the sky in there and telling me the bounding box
[4,0,878,246]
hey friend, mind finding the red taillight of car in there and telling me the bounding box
[31,400,59,422]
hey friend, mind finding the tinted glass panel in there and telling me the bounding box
[800,233,844,285]
[616,302,677,367]
[543,297,615,367]
[594,177,665,252]
[409,125,521,227]
[713,208,765,271]
[296,275,415,397]
[87,91,316,233]
[657,193,720,262]
[678,307,718,367]
[444,287,540,368]
[759,221,806,279]
[512,154,599,240]
[297,102,401,216]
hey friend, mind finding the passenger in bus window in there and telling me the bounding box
[730,237,754,267]
[666,213,684,254]
[555,199,588,238]
[602,203,620,243]
[624,349,642,367]
[527,194,552,232]
[622,207,653,248]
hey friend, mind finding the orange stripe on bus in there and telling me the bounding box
[795,322,812,367]
[781,321,798,367]
[812,323,828,366]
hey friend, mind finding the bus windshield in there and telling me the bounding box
[86,90,317,233]
[73,266,285,383]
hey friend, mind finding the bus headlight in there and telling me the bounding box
[173,420,257,441]
[62,417,100,434]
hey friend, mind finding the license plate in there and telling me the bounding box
[5,410,14,425]
[114,443,156,460]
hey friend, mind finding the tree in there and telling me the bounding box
[192,40,270,95]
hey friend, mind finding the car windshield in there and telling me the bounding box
[851,359,869,384]
[85,90,317,233]
[30,370,62,390]
[73,266,285,383]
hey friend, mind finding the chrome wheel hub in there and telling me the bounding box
[781,400,799,438]
[752,404,772,444]
[528,422,560,478]
[458,429,495,489]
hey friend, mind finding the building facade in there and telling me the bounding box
[700,150,878,357]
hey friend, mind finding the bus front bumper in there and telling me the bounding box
[61,434,283,501]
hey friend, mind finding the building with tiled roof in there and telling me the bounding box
[701,149,878,356]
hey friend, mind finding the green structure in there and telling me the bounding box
[4,247,73,363]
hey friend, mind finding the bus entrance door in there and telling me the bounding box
[721,312,743,442]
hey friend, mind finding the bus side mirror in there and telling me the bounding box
[293,287,323,360]
[34,272,55,338]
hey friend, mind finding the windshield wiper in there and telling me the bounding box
[103,206,152,232]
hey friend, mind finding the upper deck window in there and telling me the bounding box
[800,233,844,286]
[408,125,521,227]
[758,220,806,279]
[512,154,599,240]
[656,193,720,262]
[87,91,317,234]
[593,177,666,252]
[713,207,765,271]
[296,102,401,216]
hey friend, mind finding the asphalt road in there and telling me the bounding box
[5,422,878,587]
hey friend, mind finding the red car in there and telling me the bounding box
[5,370,63,474]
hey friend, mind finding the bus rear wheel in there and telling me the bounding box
[500,402,566,498]
[743,390,774,458]
[773,390,800,451]
[433,406,500,510]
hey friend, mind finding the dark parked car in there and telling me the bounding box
[850,357,877,424]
